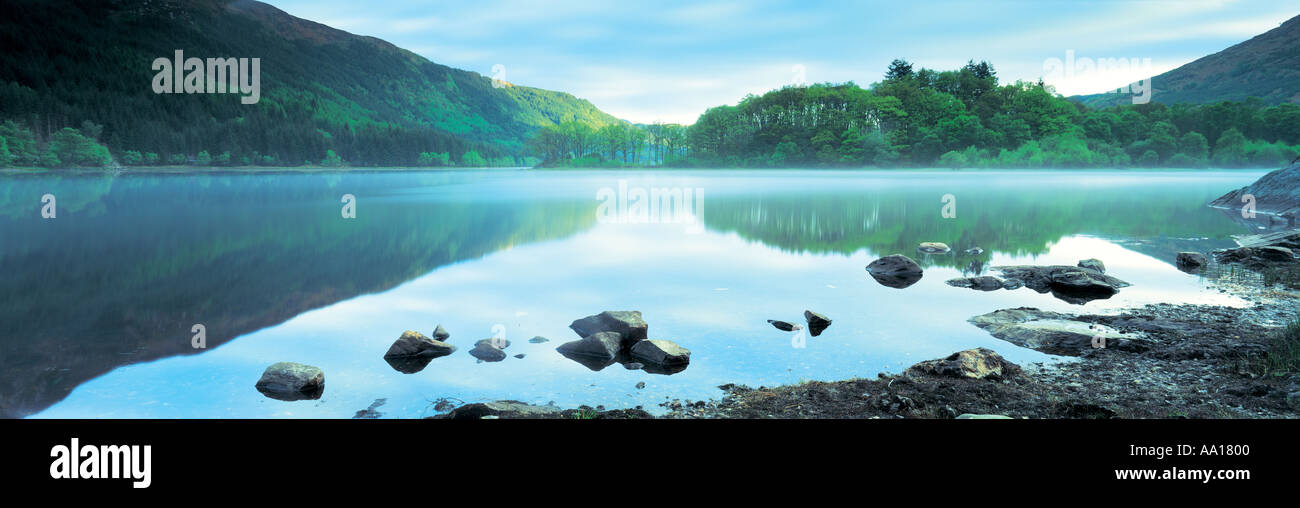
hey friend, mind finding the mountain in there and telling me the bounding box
[1074,14,1300,108]
[0,0,621,165]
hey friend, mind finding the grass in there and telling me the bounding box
[1238,317,1300,377]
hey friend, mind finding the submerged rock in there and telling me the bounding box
[255,362,324,401]
[384,330,456,359]
[630,339,691,367]
[804,310,832,336]
[1176,252,1208,272]
[904,348,1020,380]
[1077,258,1106,273]
[475,338,510,349]
[767,319,802,332]
[866,254,924,289]
[969,307,1150,356]
[917,242,951,254]
[569,311,648,345]
[528,336,550,344]
[945,275,1004,291]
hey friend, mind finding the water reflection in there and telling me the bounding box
[3,169,1268,418]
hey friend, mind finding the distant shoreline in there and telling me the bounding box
[0,165,1283,175]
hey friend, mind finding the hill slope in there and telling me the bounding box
[1075,14,1300,108]
[0,0,621,165]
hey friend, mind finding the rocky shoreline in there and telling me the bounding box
[409,245,1300,420]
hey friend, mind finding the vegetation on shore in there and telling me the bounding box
[529,60,1300,169]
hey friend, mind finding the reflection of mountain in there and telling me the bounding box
[699,189,1250,268]
[0,172,594,418]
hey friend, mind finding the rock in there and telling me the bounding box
[384,330,456,359]
[1257,246,1296,262]
[514,353,526,359]
[432,324,450,341]
[528,336,549,343]
[964,247,984,255]
[866,254,924,289]
[804,310,832,336]
[255,362,324,401]
[1209,161,1300,217]
[1001,278,1025,290]
[352,398,386,419]
[1176,252,1208,272]
[630,339,691,367]
[475,338,510,349]
[945,275,1004,291]
[767,319,802,332]
[384,356,433,374]
[569,311,648,345]
[955,414,1012,419]
[994,265,1130,304]
[904,348,1020,380]
[556,331,624,365]
[624,362,644,370]
[969,307,1150,356]
[1287,391,1300,411]
[635,382,646,389]
[469,342,507,362]
[1077,258,1105,273]
[444,400,562,419]
[917,242,951,254]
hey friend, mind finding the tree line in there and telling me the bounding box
[529,59,1300,169]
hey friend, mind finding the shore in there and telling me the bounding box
[430,265,1300,420]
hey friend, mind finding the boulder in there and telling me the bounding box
[866,255,924,289]
[904,348,1020,380]
[475,338,510,349]
[804,310,832,336]
[569,311,648,345]
[917,242,951,254]
[444,401,562,419]
[384,330,456,358]
[1077,258,1105,273]
[945,275,1004,291]
[630,339,691,367]
[1001,278,1025,290]
[432,324,451,341]
[255,362,325,401]
[1176,252,1208,272]
[469,342,507,362]
[556,331,624,363]
[767,319,802,332]
[1209,161,1300,217]
[994,265,1130,304]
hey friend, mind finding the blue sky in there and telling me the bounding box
[264,0,1298,124]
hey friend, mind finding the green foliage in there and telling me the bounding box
[0,0,620,168]
[460,150,488,167]
[417,151,451,166]
[320,149,345,167]
[48,127,111,167]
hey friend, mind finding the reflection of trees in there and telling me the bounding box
[0,172,595,417]
[700,189,1248,269]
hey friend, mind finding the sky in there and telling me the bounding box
[263,0,1298,125]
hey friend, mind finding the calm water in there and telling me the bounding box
[0,168,1269,418]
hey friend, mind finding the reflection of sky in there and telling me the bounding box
[35,221,1246,418]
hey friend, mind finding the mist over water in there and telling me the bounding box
[0,168,1266,418]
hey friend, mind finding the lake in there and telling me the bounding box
[0,168,1270,418]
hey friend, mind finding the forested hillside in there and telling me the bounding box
[0,0,621,168]
[533,60,1300,168]
[1076,14,1300,108]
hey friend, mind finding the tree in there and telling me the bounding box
[885,59,914,80]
